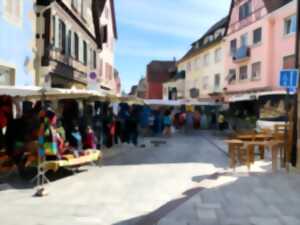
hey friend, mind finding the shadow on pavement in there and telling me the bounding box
[112,172,224,225]
[0,168,87,191]
[113,171,298,225]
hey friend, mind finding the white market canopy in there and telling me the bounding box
[144,99,181,106]
[229,90,293,103]
[144,99,220,106]
[0,86,107,100]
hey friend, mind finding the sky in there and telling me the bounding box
[114,0,232,93]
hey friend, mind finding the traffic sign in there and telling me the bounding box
[279,69,299,88]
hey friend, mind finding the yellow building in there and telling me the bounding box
[178,17,228,102]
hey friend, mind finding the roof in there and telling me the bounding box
[147,61,176,83]
[178,16,228,63]
[227,0,294,30]
[110,0,118,39]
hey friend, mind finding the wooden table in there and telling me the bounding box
[236,134,273,141]
[243,140,285,173]
[235,133,273,161]
[225,139,285,173]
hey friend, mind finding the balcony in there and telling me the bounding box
[232,46,250,63]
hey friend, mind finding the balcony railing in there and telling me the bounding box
[232,46,250,63]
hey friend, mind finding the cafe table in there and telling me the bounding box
[225,139,285,173]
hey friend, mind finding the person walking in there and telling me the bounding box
[218,112,225,131]
[92,109,102,149]
[163,110,172,137]
[127,107,139,146]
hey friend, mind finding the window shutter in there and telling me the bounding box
[101,25,108,43]
[15,0,21,20]
[99,58,103,76]
[79,37,83,63]
[55,16,60,48]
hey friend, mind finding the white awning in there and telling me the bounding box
[144,99,181,106]
[0,85,41,97]
[0,86,107,100]
[144,99,221,106]
[257,90,293,97]
[228,93,257,102]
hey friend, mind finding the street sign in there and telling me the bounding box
[288,87,297,94]
[279,69,299,88]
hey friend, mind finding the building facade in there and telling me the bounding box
[145,60,176,99]
[163,71,185,100]
[225,0,296,101]
[35,0,118,92]
[98,0,118,94]
[0,0,36,86]
[178,17,228,102]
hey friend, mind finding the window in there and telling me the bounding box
[228,69,236,84]
[230,39,237,55]
[52,16,56,46]
[240,33,248,47]
[74,33,79,60]
[3,0,22,26]
[253,27,262,45]
[105,63,112,80]
[187,62,191,72]
[72,0,79,11]
[83,41,87,65]
[192,59,198,70]
[67,30,72,56]
[251,62,261,80]
[214,74,221,89]
[239,65,248,80]
[283,55,295,69]
[203,76,209,90]
[239,1,251,21]
[215,48,222,63]
[58,19,66,54]
[93,51,97,69]
[284,15,297,35]
[197,57,202,68]
[204,53,210,66]
[81,0,86,19]
[105,7,109,19]
[0,66,15,85]
[99,58,103,77]
[79,38,84,63]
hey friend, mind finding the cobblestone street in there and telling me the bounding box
[0,132,298,225]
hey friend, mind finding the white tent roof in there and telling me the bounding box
[0,86,107,100]
[144,99,220,106]
[0,85,41,97]
[144,99,181,106]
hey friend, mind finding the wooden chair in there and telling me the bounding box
[273,123,293,169]
[225,139,249,171]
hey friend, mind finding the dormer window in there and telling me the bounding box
[204,35,214,45]
[239,1,251,21]
[204,37,209,45]
[214,28,225,39]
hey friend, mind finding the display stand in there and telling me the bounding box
[33,89,49,197]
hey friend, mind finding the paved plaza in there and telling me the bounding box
[0,132,299,225]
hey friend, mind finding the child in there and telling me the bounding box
[84,126,96,149]
[70,125,83,157]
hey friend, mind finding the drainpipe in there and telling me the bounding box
[295,0,300,168]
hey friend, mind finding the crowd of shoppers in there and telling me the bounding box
[138,106,226,137]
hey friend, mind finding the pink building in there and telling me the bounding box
[225,0,296,101]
